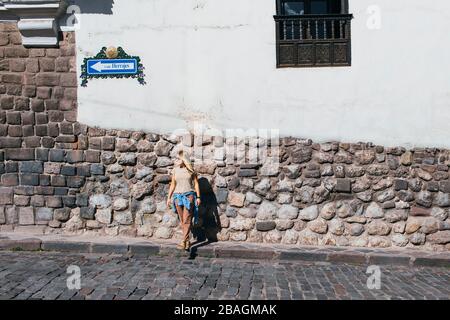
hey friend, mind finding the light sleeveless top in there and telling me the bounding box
[173,166,194,194]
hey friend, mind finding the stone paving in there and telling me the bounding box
[0,251,448,300]
[1,232,450,268]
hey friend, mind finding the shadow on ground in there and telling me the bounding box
[189,177,221,259]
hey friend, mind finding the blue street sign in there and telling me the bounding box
[87,59,138,75]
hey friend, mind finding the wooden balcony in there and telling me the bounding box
[274,14,353,67]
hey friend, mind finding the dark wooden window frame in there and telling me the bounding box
[275,0,353,68]
[277,0,347,15]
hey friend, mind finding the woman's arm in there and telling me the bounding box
[194,174,201,206]
[167,174,176,207]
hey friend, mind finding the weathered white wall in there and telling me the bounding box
[72,0,450,148]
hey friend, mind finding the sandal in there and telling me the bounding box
[177,241,186,250]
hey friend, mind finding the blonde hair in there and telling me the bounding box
[177,150,196,176]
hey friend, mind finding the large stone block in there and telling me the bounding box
[439,181,450,193]
[18,207,34,225]
[1,173,19,186]
[409,233,426,245]
[291,147,312,164]
[137,153,157,166]
[416,191,433,208]
[5,148,34,160]
[114,211,133,225]
[60,73,77,87]
[0,187,14,205]
[431,207,448,221]
[65,150,84,163]
[19,161,43,173]
[36,73,60,86]
[90,194,112,209]
[49,149,65,162]
[102,137,116,150]
[367,221,391,236]
[0,137,22,149]
[0,207,5,224]
[66,176,85,188]
[154,226,173,239]
[60,165,76,176]
[35,149,49,161]
[95,208,112,224]
[335,179,351,193]
[14,195,30,206]
[427,231,450,244]
[256,201,278,220]
[131,181,153,200]
[194,161,217,175]
[308,219,328,234]
[320,202,336,220]
[36,208,53,222]
[419,218,439,234]
[230,218,254,231]
[228,191,245,207]
[6,111,21,124]
[118,153,137,166]
[80,206,96,220]
[278,204,299,220]
[260,161,280,176]
[90,164,105,175]
[329,219,345,235]
[298,205,318,221]
[89,137,102,150]
[5,206,18,224]
[112,198,129,211]
[85,150,100,163]
[364,202,384,218]
[46,196,62,208]
[238,169,257,177]
[50,175,66,187]
[216,188,228,204]
[116,138,137,152]
[409,206,431,217]
[355,150,376,165]
[384,209,408,223]
[76,165,90,177]
[62,196,76,208]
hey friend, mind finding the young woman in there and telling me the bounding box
[167,151,201,250]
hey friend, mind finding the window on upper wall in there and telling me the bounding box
[274,0,353,68]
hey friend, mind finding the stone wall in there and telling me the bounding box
[1,23,449,251]
[0,23,81,228]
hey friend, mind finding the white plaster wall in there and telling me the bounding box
[73,0,450,148]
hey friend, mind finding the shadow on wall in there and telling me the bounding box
[59,0,115,33]
[192,177,221,245]
[67,0,115,15]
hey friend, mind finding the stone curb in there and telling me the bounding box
[0,238,449,268]
[0,238,42,251]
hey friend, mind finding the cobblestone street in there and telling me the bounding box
[0,251,448,300]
